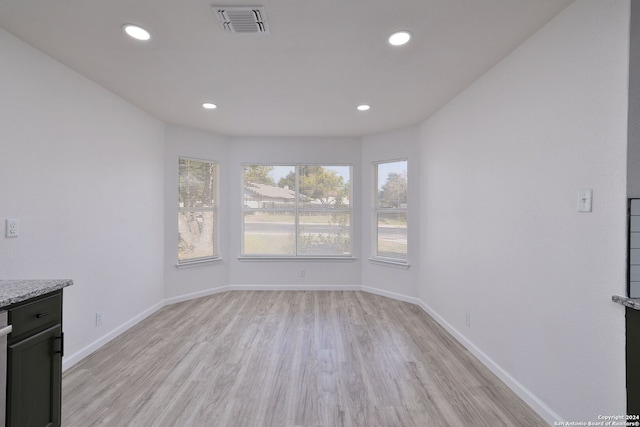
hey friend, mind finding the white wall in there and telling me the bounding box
[0,28,165,362]
[164,124,231,300]
[629,1,640,198]
[228,136,362,287]
[362,126,420,299]
[0,0,631,421]
[419,0,629,422]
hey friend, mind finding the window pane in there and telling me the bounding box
[244,165,296,209]
[179,159,216,208]
[377,161,407,209]
[178,211,216,261]
[377,212,407,259]
[242,164,352,257]
[243,211,296,255]
[298,212,351,255]
[298,165,350,209]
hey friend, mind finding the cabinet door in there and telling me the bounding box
[629,307,640,414]
[7,324,62,427]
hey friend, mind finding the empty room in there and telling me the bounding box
[0,0,634,425]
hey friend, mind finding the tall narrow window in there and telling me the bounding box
[178,158,218,263]
[242,164,352,257]
[374,160,408,262]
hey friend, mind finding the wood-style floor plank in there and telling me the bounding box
[62,291,547,427]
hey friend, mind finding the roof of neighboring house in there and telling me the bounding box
[245,183,296,200]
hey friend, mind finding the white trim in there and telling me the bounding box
[238,256,356,262]
[163,285,230,305]
[62,300,165,371]
[368,256,410,269]
[415,299,562,425]
[229,284,361,291]
[176,257,223,269]
[361,285,419,304]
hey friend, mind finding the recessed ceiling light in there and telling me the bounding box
[388,31,412,46]
[202,103,218,110]
[357,104,371,111]
[123,24,151,41]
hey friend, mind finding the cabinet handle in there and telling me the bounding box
[0,325,11,338]
[54,334,64,357]
[36,312,49,318]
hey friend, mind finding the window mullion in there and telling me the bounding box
[377,208,406,213]
[295,165,300,256]
[179,207,215,213]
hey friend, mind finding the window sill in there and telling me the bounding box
[238,256,356,262]
[368,257,410,269]
[175,257,223,269]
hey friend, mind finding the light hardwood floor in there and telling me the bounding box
[62,291,548,426]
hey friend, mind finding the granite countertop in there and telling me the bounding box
[0,280,73,308]
[612,295,640,310]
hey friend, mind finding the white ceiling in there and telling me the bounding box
[0,0,573,137]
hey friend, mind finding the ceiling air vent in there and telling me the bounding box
[213,6,270,34]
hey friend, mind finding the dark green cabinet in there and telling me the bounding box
[6,291,63,427]
[628,307,640,414]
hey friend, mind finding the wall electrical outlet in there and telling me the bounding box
[464,311,471,328]
[300,269,306,278]
[96,312,103,326]
[5,218,19,238]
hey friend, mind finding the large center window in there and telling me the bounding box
[242,164,352,257]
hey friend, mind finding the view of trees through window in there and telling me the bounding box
[178,158,217,263]
[375,160,408,260]
[243,165,351,256]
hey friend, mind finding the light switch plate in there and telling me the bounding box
[578,189,593,213]
[5,219,19,238]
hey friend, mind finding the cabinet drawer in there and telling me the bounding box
[9,293,62,339]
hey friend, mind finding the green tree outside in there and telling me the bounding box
[278,166,348,206]
[244,165,276,186]
[379,171,407,209]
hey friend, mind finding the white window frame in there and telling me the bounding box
[240,163,353,259]
[177,157,220,267]
[370,159,409,268]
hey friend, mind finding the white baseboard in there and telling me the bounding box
[415,299,562,425]
[62,300,165,371]
[361,285,421,305]
[163,285,230,305]
[229,284,361,291]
